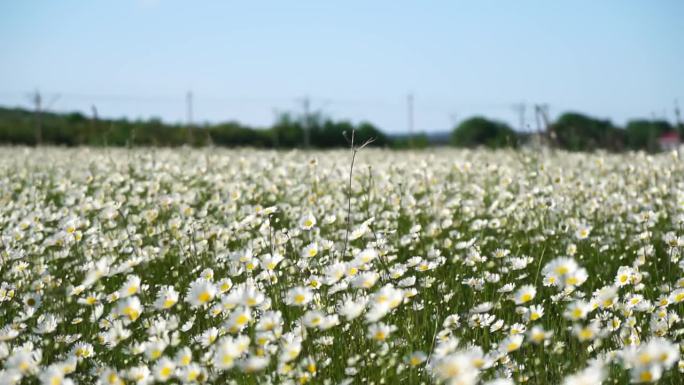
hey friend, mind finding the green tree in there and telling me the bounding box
[451,117,517,148]
[625,120,673,152]
[551,113,624,151]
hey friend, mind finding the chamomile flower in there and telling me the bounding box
[299,213,317,230]
[154,286,179,310]
[575,224,592,240]
[152,357,176,382]
[351,271,379,289]
[528,326,552,344]
[524,304,545,322]
[119,275,141,298]
[367,323,396,342]
[286,286,313,306]
[186,279,216,308]
[301,242,319,258]
[117,296,143,322]
[499,334,524,353]
[513,284,537,305]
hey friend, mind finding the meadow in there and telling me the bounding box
[1,146,683,385]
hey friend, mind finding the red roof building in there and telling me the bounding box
[659,131,680,151]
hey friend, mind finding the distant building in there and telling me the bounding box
[659,131,680,151]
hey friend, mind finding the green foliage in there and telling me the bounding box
[551,113,625,152]
[0,107,388,149]
[272,112,389,148]
[390,134,430,149]
[209,122,272,147]
[625,119,673,152]
[0,106,679,152]
[451,117,517,148]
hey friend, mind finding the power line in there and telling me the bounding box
[300,96,311,148]
[407,92,414,145]
[186,91,194,141]
[512,102,526,132]
[26,90,60,145]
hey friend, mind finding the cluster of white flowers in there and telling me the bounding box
[0,147,683,384]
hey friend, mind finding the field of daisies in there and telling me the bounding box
[1,146,684,385]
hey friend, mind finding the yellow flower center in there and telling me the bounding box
[236,314,249,326]
[198,291,211,303]
[160,366,172,378]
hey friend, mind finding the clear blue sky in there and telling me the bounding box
[1,0,682,133]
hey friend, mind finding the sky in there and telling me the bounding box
[1,0,682,134]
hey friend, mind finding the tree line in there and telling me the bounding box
[451,113,682,152]
[0,107,389,148]
[0,106,680,151]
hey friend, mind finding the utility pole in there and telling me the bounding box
[186,91,194,144]
[302,96,310,148]
[512,102,526,132]
[272,108,280,148]
[650,111,658,152]
[449,113,458,128]
[675,99,682,135]
[32,90,42,145]
[534,104,551,145]
[28,89,59,145]
[407,93,414,147]
[90,105,98,144]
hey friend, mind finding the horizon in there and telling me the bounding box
[1,0,682,133]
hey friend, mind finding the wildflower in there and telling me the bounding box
[575,224,592,240]
[595,286,618,309]
[286,286,313,306]
[175,347,193,367]
[562,363,606,385]
[303,310,325,328]
[302,242,319,258]
[214,338,241,370]
[146,340,168,360]
[573,322,601,342]
[261,253,284,271]
[500,334,524,353]
[337,297,366,320]
[621,338,680,382]
[280,335,303,362]
[153,357,176,382]
[154,286,179,310]
[407,351,428,367]
[528,326,552,344]
[186,279,216,308]
[119,275,141,298]
[351,271,379,289]
[525,304,545,322]
[300,213,317,230]
[565,301,591,321]
[117,296,143,322]
[38,365,74,385]
[226,307,252,333]
[367,323,396,342]
[240,355,270,373]
[70,342,94,360]
[615,266,635,287]
[431,351,480,385]
[513,284,537,305]
[178,363,203,383]
[354,248,378,264]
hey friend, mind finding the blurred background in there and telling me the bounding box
[0,0,682,150]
